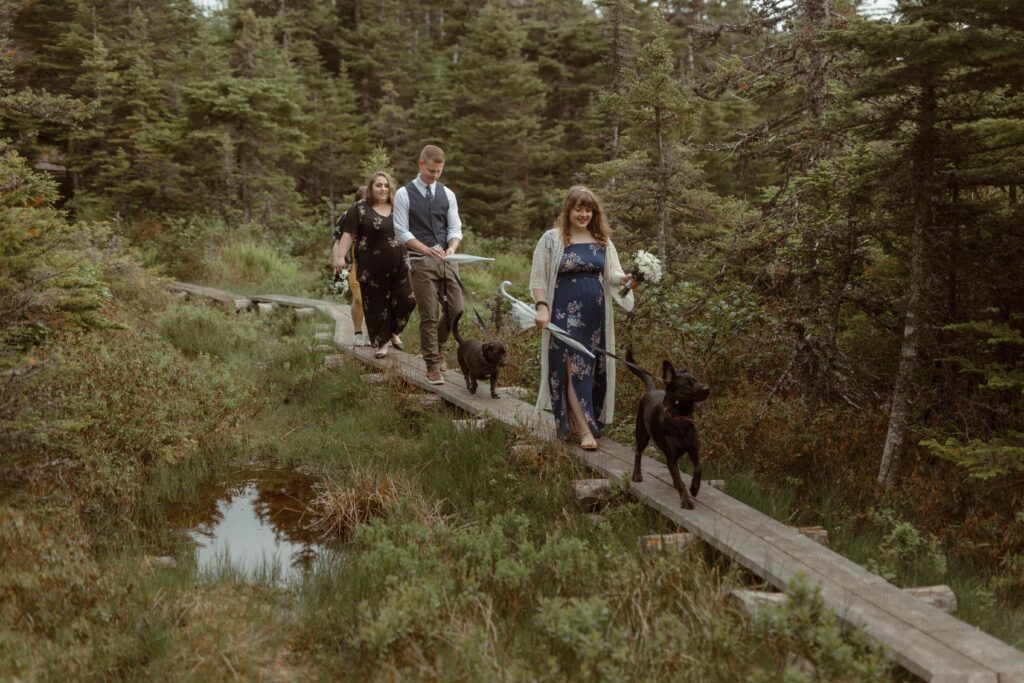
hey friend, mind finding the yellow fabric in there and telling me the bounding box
[347,253,362,308]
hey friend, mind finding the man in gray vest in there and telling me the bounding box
[393,144,463,385]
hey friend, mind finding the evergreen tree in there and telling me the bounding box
[301,67,370,226]
[0,36,109,361]
[182,9,313,230]
[518,0,609,175]
[687,0,854,404]
[357,145,395,183]
[409,58,457,169]
[829,0,1024,485]
[587,16,745,272]
[447,2,556,237]
[85,8,190,218]
[593,0,640,163]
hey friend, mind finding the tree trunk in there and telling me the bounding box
[793,0,831,404]
[878,79,937,487]
[609,0,625,162]
[655,106,668,268]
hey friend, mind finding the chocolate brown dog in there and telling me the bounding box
[452,311,508,398]
[626,347,709,509]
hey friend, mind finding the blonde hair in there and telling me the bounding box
[555,185,611,247]
[365,171,395,206]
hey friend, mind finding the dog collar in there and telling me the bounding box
[665,410,692,422]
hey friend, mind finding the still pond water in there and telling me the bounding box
[172,470,325,582]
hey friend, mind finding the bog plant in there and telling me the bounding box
[748,576,892,682]
[306,470,418,541]
[533,595,632,681]
[865,508,947,585]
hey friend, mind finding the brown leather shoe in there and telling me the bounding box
[426,369,445,385]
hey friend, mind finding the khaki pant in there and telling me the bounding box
[410,259,463,370]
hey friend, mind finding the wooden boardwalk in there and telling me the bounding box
[171,282,1024,683]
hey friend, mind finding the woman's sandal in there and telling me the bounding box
[373,347,388,359]
[580,433,598,451]
[390,336,404,351]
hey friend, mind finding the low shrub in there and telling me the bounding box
[0,506,157,680]
[747,576,892,682]
[865,508,948,585]
[533,595,631,682]
[7,316,252,529]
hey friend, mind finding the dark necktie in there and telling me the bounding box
[425,184,433,204]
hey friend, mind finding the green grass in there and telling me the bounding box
[1,277,900,680]
[202,238,321,296]
[28,239,1016,677]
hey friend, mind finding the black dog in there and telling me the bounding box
[626,347,709,509]
[452,311,508,398]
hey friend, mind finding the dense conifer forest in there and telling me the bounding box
[2,0,1022,677]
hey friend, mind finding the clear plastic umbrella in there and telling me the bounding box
[498,281,594,359]
[408,253,495,265]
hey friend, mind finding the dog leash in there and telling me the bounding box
[409,254,489,333]
[592,344,666,385]
[545,332,665,385]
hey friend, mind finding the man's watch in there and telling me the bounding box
[535,301,549,311]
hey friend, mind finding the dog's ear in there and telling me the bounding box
[661,360,676,384]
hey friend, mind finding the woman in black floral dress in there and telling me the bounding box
[334,172,416,357]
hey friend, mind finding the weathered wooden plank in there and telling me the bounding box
[904,586,957,615]
[733,585,958,617]
[502,386,530,400]
[604,443,1022,682]
[795,525,830,546]
[571,479,612,511]
[169,281,252,310]
[639,533,697,552]
[452,418,488,431]
[324,355,346,370]
[509,443,544,469]
[407,394,442,409]
[248,293,337,309]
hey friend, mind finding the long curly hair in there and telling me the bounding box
[365,171,395,206]
[554,185,610,247]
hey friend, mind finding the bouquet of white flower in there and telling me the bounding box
[620,249,663,297]
[331,268,350,297]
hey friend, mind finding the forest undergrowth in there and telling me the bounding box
[1,246,901,681]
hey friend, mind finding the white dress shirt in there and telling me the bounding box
[393,176,463,247]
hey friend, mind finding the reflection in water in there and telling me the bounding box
[173,470,323,582]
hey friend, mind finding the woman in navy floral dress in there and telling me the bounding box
[530,187,633,450]
[334,172,416,357]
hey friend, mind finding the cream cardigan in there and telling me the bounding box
[529,228,634,424]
